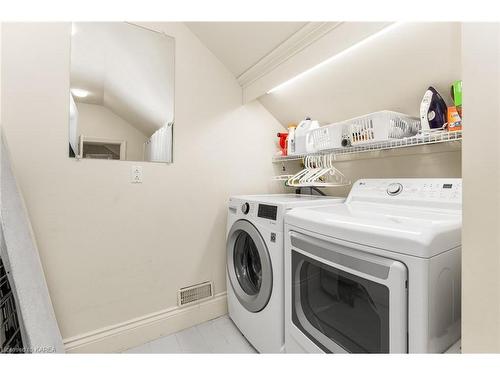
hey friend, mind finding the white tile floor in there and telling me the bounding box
[124,314,461,354]
[123,315,257,354]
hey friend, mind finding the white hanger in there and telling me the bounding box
[299,155,321,184]
[286,152,350,188]
[308,154,333,183]
[286,156,311,186]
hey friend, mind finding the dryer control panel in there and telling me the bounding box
[347,178,462,209]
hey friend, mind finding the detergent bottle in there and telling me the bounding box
[294,117,320,154]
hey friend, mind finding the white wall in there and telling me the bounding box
[77,102,148,161]
[462,23,500,353]
[1,22,284,352]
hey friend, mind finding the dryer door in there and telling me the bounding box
[227,220,272,312]
[289,231,408,353]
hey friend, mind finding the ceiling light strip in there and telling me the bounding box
[266,22,402,94]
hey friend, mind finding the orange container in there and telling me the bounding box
[447,106,462,131]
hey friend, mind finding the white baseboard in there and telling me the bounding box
[63,292,228,353]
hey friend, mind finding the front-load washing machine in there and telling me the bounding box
[226,194,344,353]
[284,179,462,353]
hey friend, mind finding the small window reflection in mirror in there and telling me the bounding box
[79,137,126,160]
[68,22,175,163]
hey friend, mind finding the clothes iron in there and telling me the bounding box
[420,86,448,131]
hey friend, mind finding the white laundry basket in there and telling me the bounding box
[306,111,420,152]
[339,111,420,147]
[307,123,343,152]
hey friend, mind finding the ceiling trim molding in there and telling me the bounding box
[237,22,342,88]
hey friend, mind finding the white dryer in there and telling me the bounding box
[284,179,462,353]
[226,194,344,353]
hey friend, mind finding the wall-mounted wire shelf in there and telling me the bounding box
[273,130,462,163]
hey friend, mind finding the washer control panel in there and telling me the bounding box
[349,179,462,205]
[230,199,279,222]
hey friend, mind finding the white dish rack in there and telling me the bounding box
[307,111,420,152]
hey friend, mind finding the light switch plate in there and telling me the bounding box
[131,166,143,183]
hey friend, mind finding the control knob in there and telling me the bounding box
[387,183,403,196]
[241,202,250,214]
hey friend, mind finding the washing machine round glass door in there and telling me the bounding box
[227,220,273,312]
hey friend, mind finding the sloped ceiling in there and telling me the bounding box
[70,22,175,137]
[184,22,461,129]
[185,22,307,77]
[259,22,462,126]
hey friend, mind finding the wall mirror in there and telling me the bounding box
[68,22,175,163]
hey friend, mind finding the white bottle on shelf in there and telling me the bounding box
[295,117,320,154]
